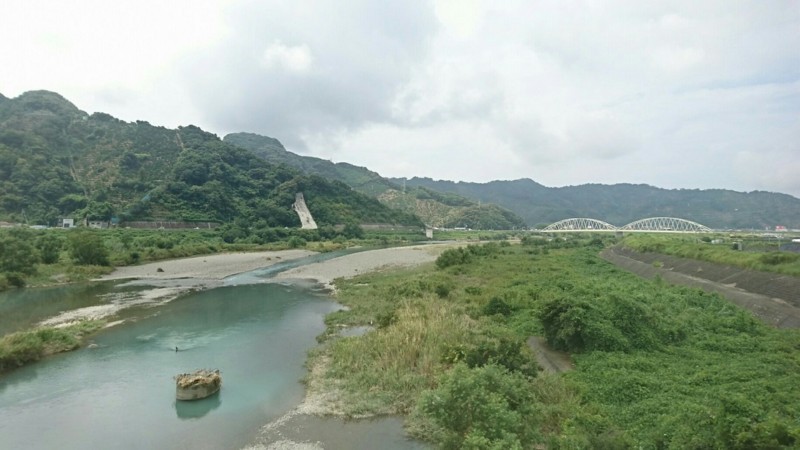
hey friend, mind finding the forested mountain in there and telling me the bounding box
[225,132,526,229]
[394,177,800,230]
[0,91,420,227]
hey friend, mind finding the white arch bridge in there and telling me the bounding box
[542,217,713,233]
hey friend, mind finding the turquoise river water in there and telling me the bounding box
[0,255,426,449]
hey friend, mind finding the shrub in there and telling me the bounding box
[417,364,541,449]
[435,284,451,298]
[287,236,307,248]
[759,252,799,265]
[5,272,26,287]
[35,233,63,264]
[436,247,473,269]
[0,232,37,274]
[538,292,681,353]
[68,231,110,266]
[482,297,513,317]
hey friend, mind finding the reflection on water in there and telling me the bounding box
[0,283,340,450]
[175,392,222,419]
[0,248,428,450]
[0,281,127,334]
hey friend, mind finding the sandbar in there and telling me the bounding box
[99,250,317,281]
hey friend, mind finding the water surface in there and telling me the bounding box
[0,283,339,450]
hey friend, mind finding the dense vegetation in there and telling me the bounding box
[225,132,526,229]
[398,177,800,230]
[0,223,432,290]
[0,320,104,372]
[0,91,420,228]
[312,237,800,448]
[622,234,800,276]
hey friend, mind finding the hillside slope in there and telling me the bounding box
[396,177,800,229]
[0,91,421,227]
[225,132,526,229]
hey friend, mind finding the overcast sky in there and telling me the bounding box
[2,0,799,198]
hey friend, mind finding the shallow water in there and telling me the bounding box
[0,283,340,450]
[0,249,429,449]
[0,281,129,334]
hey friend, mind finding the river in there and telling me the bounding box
[0,254,426,449]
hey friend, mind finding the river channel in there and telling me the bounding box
[0,253,426,449]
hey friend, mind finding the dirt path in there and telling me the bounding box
[526,336,574,373]
[601,247,800,328]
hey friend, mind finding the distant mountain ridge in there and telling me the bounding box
[0,90,420,227]
[224,133,527,229]
[393,177,800,230]
[5,90,795,231]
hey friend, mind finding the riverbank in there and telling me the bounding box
[273,244,454,291]
[31,250,320,329]
[99,249,317,281]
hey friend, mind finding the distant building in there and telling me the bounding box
[87,220,109,229]
[776,225,788,232]
[61,218,75,228]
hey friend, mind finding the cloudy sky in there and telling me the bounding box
[2,0,799,197]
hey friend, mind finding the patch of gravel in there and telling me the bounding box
[274,244,453,291]
[99,250,316,281]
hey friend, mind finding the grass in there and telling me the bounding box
[309,236,800,448]
[0,320,105,373]
[622,233,800,276]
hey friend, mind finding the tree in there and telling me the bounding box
[68,231,109,265]
[418,364,541,449]
[342,222,364,239]
[0,231,37,274]
[35,233,63,264]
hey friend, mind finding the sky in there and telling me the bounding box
[2,0,799,198]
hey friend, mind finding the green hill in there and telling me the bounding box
[224,132,526,229]
[395,177,800,230]
[0,91,421,227]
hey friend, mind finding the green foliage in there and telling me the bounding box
[313,239,800,448]
[435,247,473,268]
[226,132,523,229]
[538,290,683,353]
[68,231,110,265]
[0,92,422,228]
[0,229,37,275]
[400,177,800,229]
[482,297,513,316]
[342,222,365,239]
[0,320,104,372]
[417,364,541,449]
[35,233,63,264]
[623,234,800,276]
[760,251,799,266]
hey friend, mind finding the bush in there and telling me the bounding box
[342,222,365,239]
[436,247,473,269]
[36,233,63,264]
[68,231,110,266]
[287,236,307,248]
[5,272,26,287]
[538,292,682,353]
[759,252,799,265]
[417,364,541,449]
[0,231,37,274]
[482,297,513,317]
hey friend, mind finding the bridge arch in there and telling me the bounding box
[619,217,711,232]
[543,218,617,231]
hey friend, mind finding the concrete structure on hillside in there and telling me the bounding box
[292,192,318,230]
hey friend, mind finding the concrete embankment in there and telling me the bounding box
[601,247,800,328]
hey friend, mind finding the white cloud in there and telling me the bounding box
[261,41,314,73]
[651,46,705,72]
[1,0,798,198]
